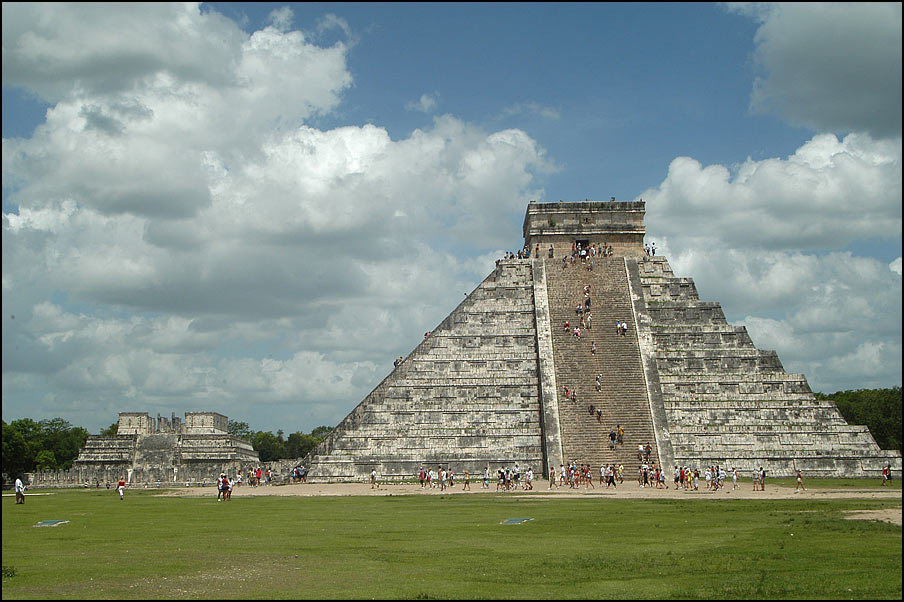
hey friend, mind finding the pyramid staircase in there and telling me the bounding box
[543,255,659,472]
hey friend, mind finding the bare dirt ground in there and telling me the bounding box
[155,480,902,525]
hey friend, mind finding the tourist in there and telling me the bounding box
[463,471,471,491]
[549,465,556,489]
[596,407,602,422]
[591,341,596,355]
[606,465,617,488]
[419,467,426,488]
[15,476,25,504]
[483,466,490,489]
[760,467,766,491]
[220,473,231,500]
[586,313,592,330]
[371,468,378,489]
[117,476,126,500]
[617,425,624,445]
[525,467,534,490]
[674,466,680,490]
[881,464,891,486]
[752,467,760,491]
[794,469,806,493]
[596,373,603,392]
[609,429,617,450]
[731,467,739,490]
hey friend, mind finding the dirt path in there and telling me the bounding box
[157,480,902,502]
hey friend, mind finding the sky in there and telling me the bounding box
[2,2,901,435]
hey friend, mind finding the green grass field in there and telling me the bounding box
[2,484,901,599]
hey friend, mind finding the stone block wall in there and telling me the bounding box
[184,412,228,433]
[117,412,153,434]
[523,201,647,256]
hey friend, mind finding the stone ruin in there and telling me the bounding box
[303,200,902,482]
[29,411,259,487]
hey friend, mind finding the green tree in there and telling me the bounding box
[100,422,119,436]
[286,431,318,459]
[38,418,89,470]
[251,431,287,463]
[310,425,334,440]
[2,420,29,483]
[2,417,90,474]
[35,450,57,471]
[228,420,254,440]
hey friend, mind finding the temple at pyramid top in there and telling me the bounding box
[523,200,647,256]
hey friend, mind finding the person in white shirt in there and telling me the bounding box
[15,477,26,504]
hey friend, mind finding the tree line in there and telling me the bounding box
[226,421,333,463]
[1,416,334,484]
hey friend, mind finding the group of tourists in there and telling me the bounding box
[417,465,537,492]
[417,466,473,491]
[550,461,621,489]
[559,241,615,272]
[217,473,233,501]
[644,242,657,257]
[489,465,534,491]
[670,465,741,491]
[291,466,308,483]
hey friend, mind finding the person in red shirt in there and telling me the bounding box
[117,477,126,500]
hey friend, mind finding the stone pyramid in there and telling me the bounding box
[305,201,901,481]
